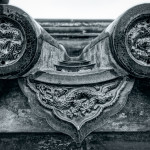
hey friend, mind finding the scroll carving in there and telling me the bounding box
[19,75,134,143]
[1,3,150,144]
[27,77,126,130]
[18,3,150,143]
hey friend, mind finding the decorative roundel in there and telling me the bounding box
[126,17,150,67]
[0,17,25,67]
[110,4,150,78]
[0,5,42,79]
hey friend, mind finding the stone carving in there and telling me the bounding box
[0,5,41,78]
[27,78,126,130]
[18,75,134,143]
[108,4,150,77]
[2,2,150,145]
[126,18,150,66]
[0,23,24,66]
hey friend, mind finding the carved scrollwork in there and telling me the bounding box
[4,2,150,144]
[19,75,134,143]
[26,77,131,130]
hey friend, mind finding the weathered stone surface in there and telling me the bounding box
[0,3,150,149]
[0,5,65,79]
[107,4,150,78]
[0,133,80,150]
[0,80,54,132]
[0,78,150,133]
[96,78,150,131]
[0,16,149,142]
[85,132,150,150]
[0,132,150,150]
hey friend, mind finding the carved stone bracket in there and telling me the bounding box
[18,76,134,143]
[0,3,149,144]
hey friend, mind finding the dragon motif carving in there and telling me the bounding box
[27,77,127,129]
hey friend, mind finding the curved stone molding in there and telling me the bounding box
[18,24,135,143]
[2,2,149,144]
[17,3,150,143]
[106,3,150,78]
[0,5,63,79]
[27,77,126,130]
[19,76,134,143]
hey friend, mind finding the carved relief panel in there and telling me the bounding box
[0,3,149,145]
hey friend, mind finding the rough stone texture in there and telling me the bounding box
[95,78,150,131]
[85,132,150,150]
[0,132,150,150]
[0,19,150,149]
[0,78,150,132]
[0,133,80,150]
[0,79,54,132]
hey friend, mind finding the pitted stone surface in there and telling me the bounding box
[126,17,150,66]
